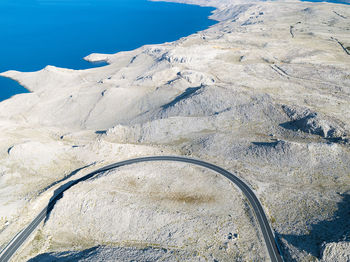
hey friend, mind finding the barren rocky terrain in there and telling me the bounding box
[0,0,349,261]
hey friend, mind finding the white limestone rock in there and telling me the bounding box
[321,242,350,262]
[0,0,349,261]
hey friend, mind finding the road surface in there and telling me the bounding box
[0,156,283,262]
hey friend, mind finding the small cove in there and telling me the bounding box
[0,0,215,101]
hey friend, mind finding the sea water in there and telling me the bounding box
[0,0,215,101]
[301,0,349,4]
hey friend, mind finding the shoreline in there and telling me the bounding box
[2,0,349,98]
[0,0,216,101]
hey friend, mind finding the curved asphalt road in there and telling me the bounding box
[0,156,283,262]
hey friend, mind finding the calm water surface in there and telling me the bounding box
[0,0,215,101]
[302,0,349,4]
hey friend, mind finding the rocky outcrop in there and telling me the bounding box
[281,105,346,139]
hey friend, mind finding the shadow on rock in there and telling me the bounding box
[252,141,279,147]
[161,86,202,110]
[279,105,346,140]
[278,193,350,260]
[44,163,95,223]
[27,245,170,261]
[27,246,100,262]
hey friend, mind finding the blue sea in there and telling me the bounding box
[0,0,215,101]
[302,0,349,4]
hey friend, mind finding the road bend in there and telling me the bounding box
[0,156,283,262]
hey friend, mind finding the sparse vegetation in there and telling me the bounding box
[2,0,350,261]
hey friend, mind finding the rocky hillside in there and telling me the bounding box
[0,0,349,261]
